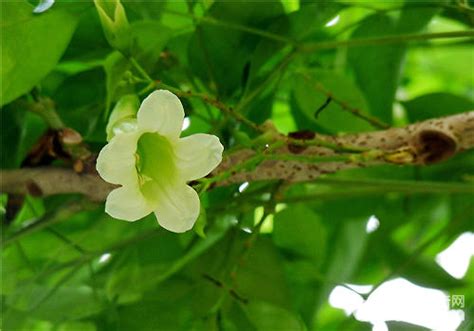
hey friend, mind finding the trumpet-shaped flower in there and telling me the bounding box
[97,90,224,232]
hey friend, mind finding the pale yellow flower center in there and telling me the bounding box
[135,132,177,201]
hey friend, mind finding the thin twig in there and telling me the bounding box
[300,30,474,53]
[299,72,390,129]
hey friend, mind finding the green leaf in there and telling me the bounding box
[312,218,369,327]
[0,106,47,168]
[235,237,292,308]
[383,240,464,290]
[106,252,143,304]
[403,92,474,122]
[188,1,284,97]
[347,14,402,123]
[6,284,103,322]
[273,206,326,263]
[324,219,368,285]
[348,3,443,123]
[61,6,110,63]
[58,321,97,331]
[115,279,195,331]
[52,68,106,139]
[104,51,133,114]
[187,231,291,310]
[248,2,342,89]
[386,321,430,331]
[292,69,372,133]
[245,301,306,331]
[128,20,173,69]
[1,1,79,105]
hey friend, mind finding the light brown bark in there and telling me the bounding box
[1,111,473,201]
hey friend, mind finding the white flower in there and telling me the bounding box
[96,90,224,233]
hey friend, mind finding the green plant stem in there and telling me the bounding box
[160,7,474,50]
[130,57,153,82]
[130,57,261,133]
[2,201,89,247]
[200,16,295,44]
[235,50,296,114]
[364,206,474,299]
[157,82,262,132]
[313,177,474,194]
[37,229,162,279]
[163,8,295,45]
[46,227,88,254]
[28,97,64,129]
[300,30,474,52]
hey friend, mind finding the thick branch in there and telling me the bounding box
[1,112,473,201]
[0,168,116,201]
[218,111,474,184]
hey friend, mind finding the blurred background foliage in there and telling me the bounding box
[1,0,474,330]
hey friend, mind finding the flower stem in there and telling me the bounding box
[130,56,262,132]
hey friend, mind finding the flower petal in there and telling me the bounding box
[96,131,140,185]
[175,134,224,181]
[137,90,184,140]
[105,186,154,221]
[154,184,200,233]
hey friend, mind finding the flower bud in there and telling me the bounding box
[94,0,130,52]
[106,94,139,141]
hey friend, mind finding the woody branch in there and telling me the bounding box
[1,111,473,201]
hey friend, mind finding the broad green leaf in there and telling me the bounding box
[403,92,474,122]
[2,309,54,331]
[58,322,97,331]
[6,284,103,322]
[348,3,443,123]
[122,1,166,21]
[383,240,465,290]
[0,106,47,168]
[128,20,173,69]
[52,68,106,139]
[235,237,292,308]
[186,231,291,310]
[245,301,306,331]
[347,14,403,123]
[386,321,430,331]
[293,69,372,133]
[106,252,143,304]
[273,206,326,263]
[323,219,368,284]
[104,51,133,114]
[61,6,110,63]
[188,1,284,97]
[160,1,192,30]
[115,280,195,331]
[248,2,342,90]
[312,218,369,327]
[1,1,79,105]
